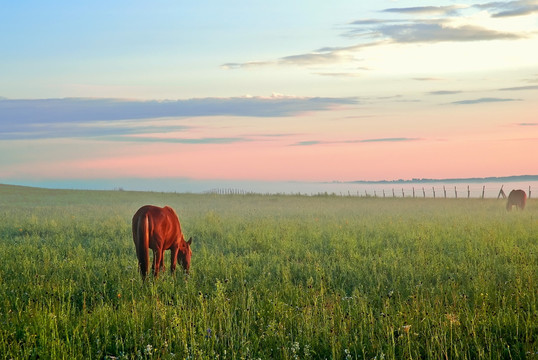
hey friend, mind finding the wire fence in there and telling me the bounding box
[336,184,532,199]
[206,184,534,199]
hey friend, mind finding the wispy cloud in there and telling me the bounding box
[498,85,538,91]
[517,122,538,126]
[0,96,357,140]
[346,21,522,43]
[293,140,324,146]
[223,2,527,72]
[348,19,405,26]
[2,122,190,141]
[361,137,419,143]
[0,96,357,122]
[291,137,419,146]
[382,5,467,16]
[429,84,537,97]
[474,0,538,17]
[279,51,355,66]
[429,90,463,95]
[220,61,273,70]
[223,19,521,69]
[107,136,249,145]
[450,97,520,105]
[222,42,377,69]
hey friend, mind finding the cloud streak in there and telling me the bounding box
[291,137,419,146]
[222,2,530,71]
[450,97,520,105]
[474,0,538,17]
[224,20,520,69]
[345,20,522,43]
[0,96,357,122]
[382,5,467,16]
[107,136,249,145]
[429,90,463,95]
[499,85,538,91]
[222,43,376,69]
[0,96,357,140]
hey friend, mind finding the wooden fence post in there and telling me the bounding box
[482,186,485,199]
[432,187,436,199]
[497,185,506,199]
[422,187,426,198]
[443,186,447,198]
[467,185,470,199]
[529,186,532,199]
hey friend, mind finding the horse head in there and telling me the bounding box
[179,237,193,274]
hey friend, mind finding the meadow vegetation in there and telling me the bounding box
[0,184,536,359]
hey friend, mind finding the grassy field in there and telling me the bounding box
[0,184,536,359]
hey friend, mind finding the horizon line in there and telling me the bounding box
[339,174,538,184]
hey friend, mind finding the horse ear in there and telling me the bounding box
[187,237,192,245]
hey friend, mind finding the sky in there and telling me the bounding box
[1,1,537,190]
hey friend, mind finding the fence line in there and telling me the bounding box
[205,185,533,199]
[206,188,250,195]
[352,184,532,199]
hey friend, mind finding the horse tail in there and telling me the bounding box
[137,214,150,279]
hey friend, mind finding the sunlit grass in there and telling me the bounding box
[0,184,536,359]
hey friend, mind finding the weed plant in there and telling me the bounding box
[0,185,536,359]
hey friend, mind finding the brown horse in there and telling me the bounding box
[132,205,192,279]
[506,189,527,211]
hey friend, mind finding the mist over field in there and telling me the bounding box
[5,176,537,199]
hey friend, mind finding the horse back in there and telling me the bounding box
[509,189,527,201]
[507,189,527,210]
[133,205,182,250]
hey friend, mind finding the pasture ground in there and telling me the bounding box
[0,184,536,359]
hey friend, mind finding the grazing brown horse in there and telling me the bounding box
[132,205,192,279]
[506,189,527,211]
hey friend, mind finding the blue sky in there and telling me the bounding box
[1,1,537,188]
[1,1,374,98]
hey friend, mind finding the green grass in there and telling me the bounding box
[0,184,536,359]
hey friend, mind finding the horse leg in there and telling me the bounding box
[159,253,165,273]
[151,249,155,274]
[170,246,179,275]
[153,248,163,278]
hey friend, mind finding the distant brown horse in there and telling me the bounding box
[506,190,527,211]
[132,205,192,279]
